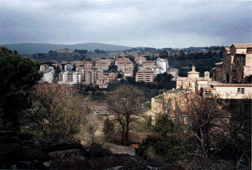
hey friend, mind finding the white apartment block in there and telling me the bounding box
[40,64,55,74]
[41,71,54,83]
[40,64,55,83]
[156,58,169,73]
[151,66,163,78]
[58,71,81,85]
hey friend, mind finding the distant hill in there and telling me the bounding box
[0,43,132,55]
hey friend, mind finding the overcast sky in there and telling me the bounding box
[1,0,251,48]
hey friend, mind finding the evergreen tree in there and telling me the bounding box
[0,47,43,129]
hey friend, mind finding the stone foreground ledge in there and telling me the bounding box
[102,142,135,156]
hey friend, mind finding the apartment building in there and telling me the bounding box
[134,56,146,65]
[64,64,74,71]
[95,72,118,86]
[40,64,55,74]
[41,71,54,83]
[135,70,154,82]
[70,61,84,67]
[141,60,156,69]
[151,66,163,78]
[156,58,169,73]
[84,67,105,85]
[115,57,134,72]
[124,70,134,77]
[95,59,111,71]
[40,64,55,83]
[84,61,93,70]
[58,71,81,85]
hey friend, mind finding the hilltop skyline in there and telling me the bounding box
[1,0,251,48]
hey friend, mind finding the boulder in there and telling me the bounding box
[103,142,135,156]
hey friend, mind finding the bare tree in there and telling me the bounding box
[23,83,91,141]
[107,84,145,146]
[183,92,230,169]
[220,98,251,169]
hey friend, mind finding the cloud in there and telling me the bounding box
[0,0,251,47]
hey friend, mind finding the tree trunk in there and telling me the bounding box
[121,125,125,146]
[125,116,130,146]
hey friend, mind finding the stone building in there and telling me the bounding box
[212,62,223,82]
[213,43,252,83]
[176,66,212,93]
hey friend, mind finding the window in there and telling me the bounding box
[247,48,252,54]
[205,90,212,95]
[241,59,245,66]
[237,88,245,94]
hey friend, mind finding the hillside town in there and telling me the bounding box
[0,43,251,170]
[39,51,173,87]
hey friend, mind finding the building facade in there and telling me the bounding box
[156,58,169,73]
[115,58,134,72]
[213,43,252,83]
[58,71,81,85]
[135,70,154,82]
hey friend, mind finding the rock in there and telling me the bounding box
[84,147,113,159]
[0,143,21,153]
[16,132,35,140]
[0,127,186,170]
[48,154,91,169]
[49,149,81,160]
[89,157,119,169]
[20,148,50,162]
[0,136,22,145]
[146,158,164,167]
[103,142,135,156]
[42,141,87,153]
[146,146,158,159]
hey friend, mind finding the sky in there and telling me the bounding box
[0,0,251,48]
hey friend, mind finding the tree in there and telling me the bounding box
[219,98,251,169]
[108,62,117,72]
[117,72,123,78]
[182,93,231,169]
[54,65,61,78]
[133,64,138,77]
[152,95,174,136]
[103,117,115,142]
[155,72,173,84]
[153,113,174,137]
[23,83,91,141]
[0,47,43,129]
[107,84,145,146]
[72,64,76,71]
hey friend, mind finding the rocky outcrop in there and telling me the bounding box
[0,127,185,170]
[102,142,135,156]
